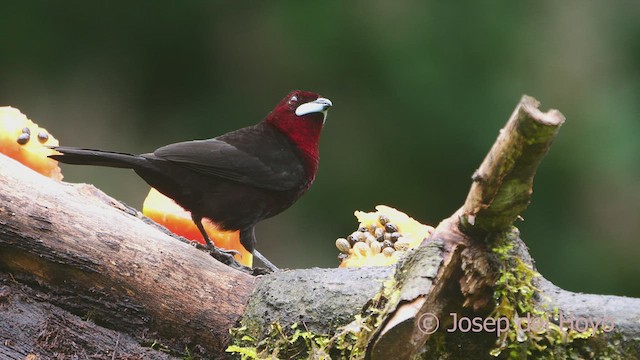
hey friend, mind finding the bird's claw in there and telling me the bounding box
[209,245,240,257]
[205,244,241,264]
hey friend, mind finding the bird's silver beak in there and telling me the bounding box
[295,97,333,116]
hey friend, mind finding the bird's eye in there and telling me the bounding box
[288,95,298,106]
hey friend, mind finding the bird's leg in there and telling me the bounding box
[193,215,215,249]
[240,227,279,271]
[191,214,239,257]
[253,250,279,272]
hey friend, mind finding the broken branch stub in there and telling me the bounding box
[462,95,565,234]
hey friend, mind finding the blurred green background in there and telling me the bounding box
[1,2,638,297]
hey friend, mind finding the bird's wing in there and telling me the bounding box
[150,134,306,192]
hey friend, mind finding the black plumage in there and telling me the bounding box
[49,91,332,270]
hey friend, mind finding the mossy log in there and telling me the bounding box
[0,153,393,359]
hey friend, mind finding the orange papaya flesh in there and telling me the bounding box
[0,106,63,180]
[143,188,253,266]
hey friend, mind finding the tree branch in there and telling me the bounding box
[1,95,639,359]
[365,96,637,359]
[462,95,565,234]
[0,153,256,358]
[0,153,392,358]
[0,272,178,360]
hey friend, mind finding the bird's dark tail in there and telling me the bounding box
[49,146,148,169]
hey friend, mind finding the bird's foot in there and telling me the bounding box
[206,245,239,264]
[208,244,240,257]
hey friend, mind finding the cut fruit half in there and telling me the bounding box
[143,188,253,266]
